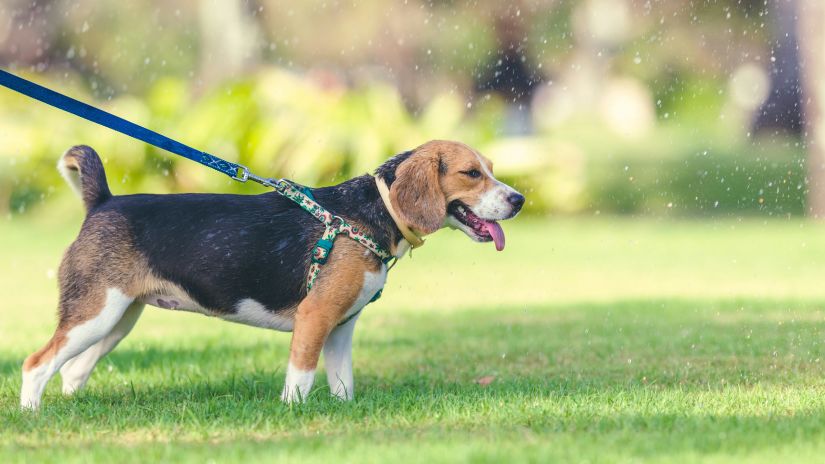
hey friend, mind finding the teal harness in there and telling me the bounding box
[272,178,395,292]
[272,179,396,326]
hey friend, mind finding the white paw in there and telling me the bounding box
[281,363,315,404]
[62,382,81,396]
[280,387,306,404]
[19,397,40,411]
[329,384,353,401]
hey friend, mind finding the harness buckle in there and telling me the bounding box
[311,238,334,264]
[369,288,383,303]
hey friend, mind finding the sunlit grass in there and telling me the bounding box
[3,215,825,462]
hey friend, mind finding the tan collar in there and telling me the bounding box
[375,176,425,249]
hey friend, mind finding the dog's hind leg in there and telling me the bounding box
[60,302,144,395]
[20,288,134,410]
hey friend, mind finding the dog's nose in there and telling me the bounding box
[508,192,525,212]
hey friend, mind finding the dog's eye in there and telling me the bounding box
[463,169,481,179]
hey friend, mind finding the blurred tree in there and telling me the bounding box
[475,2,542,135]
[0,0,814,217]
[753,0,803,134]
[798,0,825,217]
[0,0,56,70]
[198,0,263,91]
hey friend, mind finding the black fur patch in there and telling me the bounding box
[438,157,447,175]
[373,150,413,186]
[90,173,403,315]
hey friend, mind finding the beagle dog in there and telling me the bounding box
[20,140,524,409]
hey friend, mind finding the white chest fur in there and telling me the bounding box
[341,266,388,321]
[224,266,386,330]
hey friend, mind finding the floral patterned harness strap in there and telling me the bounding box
[272,179,395,298]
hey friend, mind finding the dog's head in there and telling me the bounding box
[379,140,524,251]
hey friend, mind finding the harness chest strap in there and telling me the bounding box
[271,178,394,293]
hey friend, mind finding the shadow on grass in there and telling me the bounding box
[0,300,825,432]
[4,296,825,393]
[3,296,825,459]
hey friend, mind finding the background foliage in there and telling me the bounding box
[0,0,808,218]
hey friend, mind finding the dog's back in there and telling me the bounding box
[56,146,322,312]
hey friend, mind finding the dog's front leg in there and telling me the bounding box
[323,313,358,400]
[282,284,362,403]
[281,299,331,403]
[281,241,379,403]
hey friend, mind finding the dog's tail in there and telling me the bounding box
[57,145,112,211]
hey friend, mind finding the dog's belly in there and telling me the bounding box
[222,298,295,331]
[137,265,387,332]
[138,294,295,332]
[139,293,206,313]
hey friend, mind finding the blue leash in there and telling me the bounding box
[0,69,264,186]
[0,69,394,316]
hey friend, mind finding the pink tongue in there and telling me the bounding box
[482,221,505,251]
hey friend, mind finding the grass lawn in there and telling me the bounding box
[3,214,825,462]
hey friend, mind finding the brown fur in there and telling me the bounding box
[391,140,499,234]
[390,150,446,235]
[61,146,111,211]
[23,210,151,372]
[288,238,379,370]
[22,332,68,372]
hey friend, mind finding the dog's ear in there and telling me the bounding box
[389,152,446,235]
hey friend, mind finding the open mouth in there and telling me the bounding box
[447,200,505,251]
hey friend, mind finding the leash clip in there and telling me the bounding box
[264,177,288,192]
[231,165,250,182]
[234,168,286,193]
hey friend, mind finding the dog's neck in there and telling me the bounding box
[371,150,418,256]
[375,176,425,249]
[305,151,423,259]
[311,174,409,258]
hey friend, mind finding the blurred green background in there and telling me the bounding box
[0,0,818,219]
